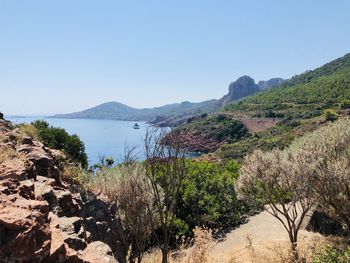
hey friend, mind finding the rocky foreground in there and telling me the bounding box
[0,118,125,263]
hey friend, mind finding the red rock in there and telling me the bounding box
[81,241,118,263]
[48,212,67,262]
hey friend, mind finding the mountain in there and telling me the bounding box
[216,76,285,107]
[175,53,350,159]
[217,76,260,106]
[225,53,350,116]
[52,100,217,123]
[52,75,285,126]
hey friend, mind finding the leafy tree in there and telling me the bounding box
[144,129,188,263]
[291,118,350,234]
[237,148,315,260]
[176,160,246,232]
[32,120,88,168]
[237,118,350,259]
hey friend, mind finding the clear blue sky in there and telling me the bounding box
[1,0,349,115]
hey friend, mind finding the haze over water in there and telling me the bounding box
[7,116,149,166]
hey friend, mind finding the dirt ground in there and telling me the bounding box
[144,209,326,263]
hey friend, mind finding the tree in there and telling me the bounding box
[291,118,350,233]
[237,148,315,259]
[90,158,157,263]
[31,120,88,168]
[177,160,243,231]
[115,164,156,263]
[144,128,188,263]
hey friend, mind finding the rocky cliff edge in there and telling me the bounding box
[0,117,126,263]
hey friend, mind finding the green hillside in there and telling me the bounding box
[176,53,350,160]
[225,53,350,118]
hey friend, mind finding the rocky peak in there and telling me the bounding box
[217,75,285,107]
[217,75,260,106]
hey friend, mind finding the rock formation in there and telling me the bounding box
[0,119,125,262]
[217,76,285,107]
[217,75,260,107]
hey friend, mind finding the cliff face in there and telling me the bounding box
[217,76,285,107]
[0,117,125,263]
[217,75,260,107]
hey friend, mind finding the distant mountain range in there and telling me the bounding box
[52,76,285,126]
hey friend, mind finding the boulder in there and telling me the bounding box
[21,135,34,145]
[0,194,51,261]
[81,241,118,263]
[16,143,61,183]
[56,190,80,217]
[48,213,67,262]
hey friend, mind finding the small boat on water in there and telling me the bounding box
[133,123,140,129]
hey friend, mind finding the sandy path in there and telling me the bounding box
[211,210,288,257]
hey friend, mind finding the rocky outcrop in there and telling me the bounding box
[217,76,260,107]
[217,76,285,107]
[0,120,124,262]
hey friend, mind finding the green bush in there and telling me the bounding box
[340,99,350,109]
[324,109,338,122]
[175,160,253,234]
[32,120,88,168]
[313,246,350,263]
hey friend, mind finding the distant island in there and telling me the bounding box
[52,76,285,126]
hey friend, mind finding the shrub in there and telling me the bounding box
[324,109,338,122]
[32,120,88,168]
[190,227,215,263]
[290,118,350,234]
[62,163,91,186]
[340,99,350,109]
[176,160,251,234]
[17,124,39,141]
[89,163,157,262]
[313,246,350,263]
[237,148,315,258]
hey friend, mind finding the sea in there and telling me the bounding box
[6,116,153,166]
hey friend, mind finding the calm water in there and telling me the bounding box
[6,116,152,165]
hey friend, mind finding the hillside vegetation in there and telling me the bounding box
[225,53,350,118]
[176,53,350,160]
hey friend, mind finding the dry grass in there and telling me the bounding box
[143,227,218,263]
[61,163,92,186]
[143,230,343,263]
[0,145,19,163]
[17,124,38,142]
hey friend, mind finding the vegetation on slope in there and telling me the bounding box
[17,120,88,168]
[176,113,249,153]
[238,118,350,260]
[225,53,350,118]
[210,53,350,161]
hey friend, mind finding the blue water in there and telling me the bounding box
[6,116,151,166]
